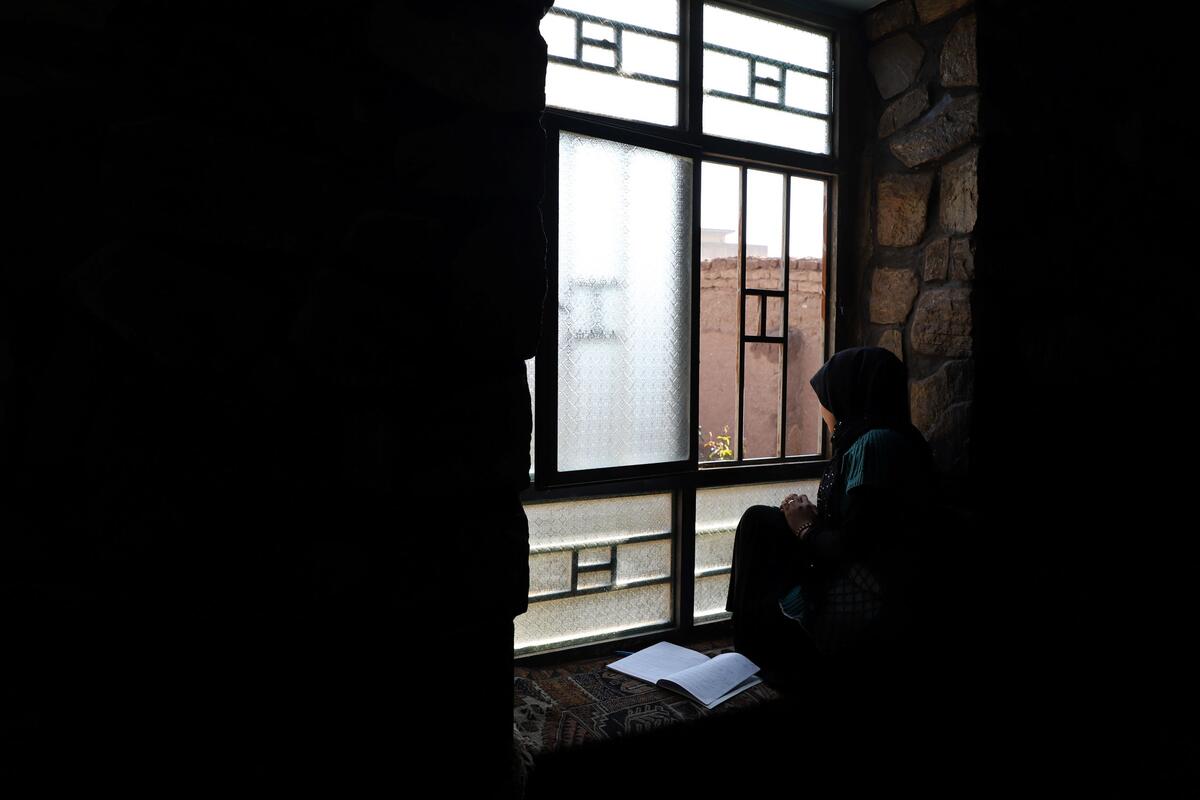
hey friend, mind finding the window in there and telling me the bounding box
[517,0,855,658]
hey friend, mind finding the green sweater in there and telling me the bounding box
[777,427,932,648]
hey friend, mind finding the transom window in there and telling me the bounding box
[518,0,852,659]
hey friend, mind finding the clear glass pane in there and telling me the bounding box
[744,295,761,337]
[785,176,828,456]
[742,342,782,458]
[518,493,674,653]
[746,169,784,290]
[766,296,783,337]
[704,94,829,153]
[700,161,741,464]
[622,31,678,80]
[785,70,829,114]
[703,50,749,97]
[557,132,692,473]
[694,479,822,620]
[703,5,830,73]
[554,0,679,35]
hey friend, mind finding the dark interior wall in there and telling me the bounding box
[972,1,1196,790]
[2,1,545,793]
[5,0,1197,793]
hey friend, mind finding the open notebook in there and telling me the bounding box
[606,641,762,709]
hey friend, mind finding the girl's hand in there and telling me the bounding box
[780,494,818,535]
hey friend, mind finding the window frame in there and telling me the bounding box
[517,0,863,664]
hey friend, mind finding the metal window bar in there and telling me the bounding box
[703,41,831,120]
[549,7,680,88]
[524,0,856,664]
[529,529,674,605]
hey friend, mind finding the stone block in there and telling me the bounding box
[866,1,916,41]
[909,358,974,435]
[889,93,979,169]
[877,172,934,247]
[941,14,977,87]
[870,268,920,324]
[923,237,949,281]
[879,84,930,139]
[911,287,972,356]
[868,34,924,100]
[949,237,975,280]
[940,147,978,234]
[915,0,971,24]
[877,329,904,361]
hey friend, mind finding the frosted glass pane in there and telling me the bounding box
[542,2,681,127]
[694,573,732,621]
[529,551,572,597]
[515,582,672,652]
[701,5,830,153]
[525,493,672,552]
[785,176,828,456]
[746,169,784,290]
[622,31,678,80]
[697,480,821,530]
[554,0,679,34]
[704,94,829,154]
[700,162,741,464]
[545,63,678,127]
[582,44,617,68]
[755,84,780,104]
[742,342,782,458]
[695,478,821,568]
[704,5,830,73]
[578,570,613,590]
[582,21,614,40]
[694,480,820,621]
[518,493,673,651]
[579,546,611,567]
[614,540,672,583]
[557,132,693,472]
[542,13,576,59]
[786,70,829,115]
[704,50,749,97]
[696,529,735,574]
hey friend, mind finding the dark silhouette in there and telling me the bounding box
[726,346,936,692]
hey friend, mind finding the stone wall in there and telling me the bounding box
[859,0,977,495]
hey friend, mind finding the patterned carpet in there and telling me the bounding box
[512,636,783,762]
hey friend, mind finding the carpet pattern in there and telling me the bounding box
[513,637,782,758]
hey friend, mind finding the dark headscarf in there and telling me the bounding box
[809,346,933,527]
